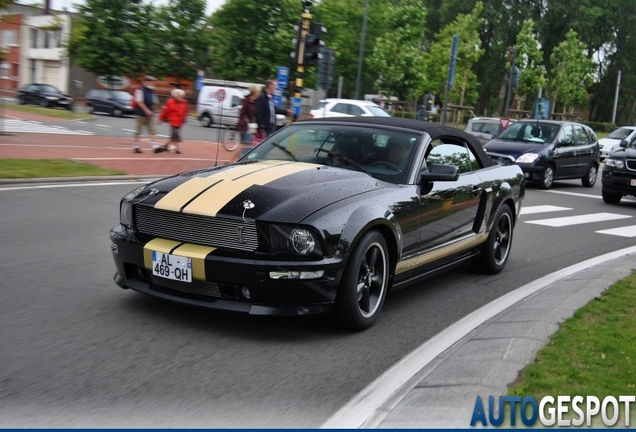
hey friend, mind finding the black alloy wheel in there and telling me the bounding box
[538,165,555,189]
[581,164,598,187]
[471,204,514,274]
[602,189,622,204]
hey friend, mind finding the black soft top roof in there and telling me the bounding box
[298,116,494,167]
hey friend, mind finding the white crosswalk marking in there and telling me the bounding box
[0,119,94,135]
[520,205,572,215]
[526,212,631,227]
[596,225,636,238]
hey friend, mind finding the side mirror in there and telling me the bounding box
[620,139,628,148]
[419,163,460,183]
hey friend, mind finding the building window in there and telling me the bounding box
[31,28,39,48]
[1,30,18,48]
[1,62,11,79]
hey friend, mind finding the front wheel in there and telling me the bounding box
[537,165,554,189]
[471,205,514,274]
[581,164,597,187]
[334,231,389,330]
[199,113,212,127]
[602,189,622,204]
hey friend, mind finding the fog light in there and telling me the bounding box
[524,172,529,178]
[241,287,251,299]
[269,270,325,280]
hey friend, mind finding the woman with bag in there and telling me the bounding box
[236,85,260,145]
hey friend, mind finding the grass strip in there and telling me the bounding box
[0,159,125,178]
[4,105,92,120]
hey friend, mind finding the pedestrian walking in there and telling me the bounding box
[256,79,290,138]
[156,89,189,154]
[236,85,260,144]
[132,75,160,153]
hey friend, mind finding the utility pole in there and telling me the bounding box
[354,0,369,100]
[504,46,517,118]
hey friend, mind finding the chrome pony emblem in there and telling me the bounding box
[242,199,255,223]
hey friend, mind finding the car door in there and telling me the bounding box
[418,140,484,252]
[25,84,38,104]
[553,124,578,178]
[573,124,597,176]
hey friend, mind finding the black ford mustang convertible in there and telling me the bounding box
[110,117,525,329]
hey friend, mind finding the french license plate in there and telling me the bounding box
[152,251,192,282]
[631,179,636,187]
[59,100,69,104]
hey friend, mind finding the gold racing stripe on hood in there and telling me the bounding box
[143,239,216,280]
[182,161,318,216]
[154,161,290,212]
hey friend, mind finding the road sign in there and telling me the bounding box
[273,88,283,109]
[292,97,302,116]
[500,117,511,130]
[277,66,289,89]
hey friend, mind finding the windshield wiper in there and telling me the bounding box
[271,142,300,162]
[317,148,371,175]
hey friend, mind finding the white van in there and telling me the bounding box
[196,85,245,128]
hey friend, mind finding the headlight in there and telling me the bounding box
[120,185,147,229]
[269,224,322,256]
[606,159,625,169]
[516,153,539,164]
[46,96,59,100]
[124,105,133,109]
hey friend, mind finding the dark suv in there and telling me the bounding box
[602,138,636,204]
[484,120,600,189]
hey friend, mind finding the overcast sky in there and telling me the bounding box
[47,0,227,15]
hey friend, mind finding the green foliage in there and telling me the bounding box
[425,2,484,107]
[368,0,427,100]
[580,121,616,134]
[513,20,546,102]
[549,30,594,112]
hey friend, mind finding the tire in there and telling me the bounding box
[602,189,622,204]
[40,99,49,108]
[18,96,25,105]
[222,128,241,151]
[200,113,212,127]
[537,165,554,189]
[334,231,389,330]
[581,164,597,187]
[86,104,94,114]
[112,107,122,117]
[471,205,514,274]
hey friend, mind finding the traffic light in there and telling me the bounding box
[319,47,335,91]
[303,21,325,66]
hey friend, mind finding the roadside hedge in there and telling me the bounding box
[581,121,616,133]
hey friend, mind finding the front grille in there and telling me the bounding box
[626,159,636,171]
[151,275,221,298]
[135,206,258,252]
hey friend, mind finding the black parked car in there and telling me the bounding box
[110,117,525,330]
[602,138,636,204]
[85,89,135,117]
[484,120,600,189]
[17,83,73,109]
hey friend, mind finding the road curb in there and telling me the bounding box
[0,175,161,186]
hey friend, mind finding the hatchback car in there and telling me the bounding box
[17,83,73,109]
[85,89,135,117]
[465,117,515,146]
[601,138,636,204]
[110,117,524,330]
[310,98,390,119]
[598,126,636,160]
[484,120,600,189]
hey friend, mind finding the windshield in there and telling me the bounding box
[242,124,420,184]
[367,106,392,117]
[40,85,61,93]
[608,127,634,140]
[497,122,560,144]
[110,91,132,100]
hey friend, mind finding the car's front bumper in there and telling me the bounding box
[602,169,636,196]
[110,225,345,316]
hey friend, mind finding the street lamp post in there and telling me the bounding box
[353,0,369,100]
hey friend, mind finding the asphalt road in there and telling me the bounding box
[1,177,635,427]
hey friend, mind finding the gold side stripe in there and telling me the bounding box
[395,233,488,274]
[172,243,216,280]
[143,238,182,269]
[155,161,290,212]
[143,239,216,281]
[183,162,318,217]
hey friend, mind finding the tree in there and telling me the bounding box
[367,0,427,101]
[513,19,546,108]
[66,0,155,83]
[425,2,484,109]
[208,0,300,82]
[549,30,594,115]
[154,0,213,86]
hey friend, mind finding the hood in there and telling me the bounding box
[43,91,69,98]
[598,137,621,148]
[607,146,636,159]
[484,139,549,160]
[137,160,382,223]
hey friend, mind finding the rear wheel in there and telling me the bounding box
[471,205,513,274]
[86,104,94,114]
[537,165,554,189]
[112,107,122,117]
[18,95,25,105]
[200,113,212,127]
[334,231,389,330]
[40,99,49,108]
[602,189,622,204]
[581,164,597,187]
[222,128,241,151]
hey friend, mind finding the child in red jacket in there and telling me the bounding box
[156,89,189,154]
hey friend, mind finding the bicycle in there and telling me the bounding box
[222,126,241,151]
